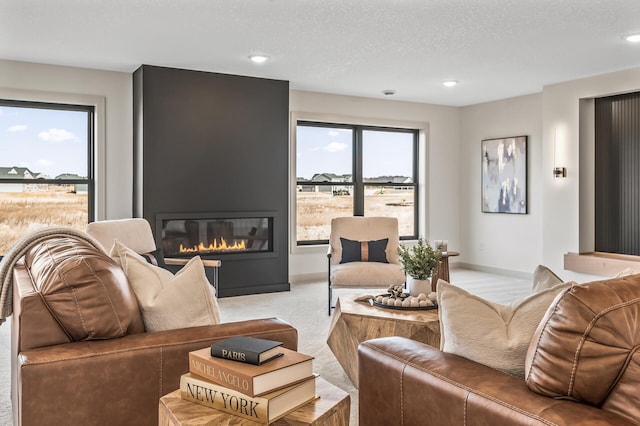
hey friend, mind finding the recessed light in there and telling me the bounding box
[624,33,640,43]
[249,55,270,64]
[443,80,458,87]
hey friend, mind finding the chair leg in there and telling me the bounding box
[328,254,333,315]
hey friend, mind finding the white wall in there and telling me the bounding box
[289,90,461,281]
[542,66,640,282]
[6,58,640,283]
[0,59,133,219]
[459,94,543,274]
[457,66,640,283]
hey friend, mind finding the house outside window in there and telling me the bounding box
[295,121,418,244]
[0,99,94,255]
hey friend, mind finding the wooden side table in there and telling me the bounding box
[158,377,350,426]
[326,296,440,388]
[431,251,459,291]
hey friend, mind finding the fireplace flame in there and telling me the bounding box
[179,237,247,254]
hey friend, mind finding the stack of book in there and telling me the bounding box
[180,335,317,424]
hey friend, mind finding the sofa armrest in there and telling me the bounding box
[15,318,297,426]
[358,337,635,426]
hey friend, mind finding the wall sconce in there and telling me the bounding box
[553,166,567,178]
[553,127,567,178]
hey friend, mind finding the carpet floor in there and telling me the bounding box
[0,268,532,426]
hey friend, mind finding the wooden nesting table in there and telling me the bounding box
[158,377,349,425]
[326,295,440,388]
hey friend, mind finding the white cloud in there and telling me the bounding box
[38,128,76,142]
[324,141,348,152]
[8,124,27,132]
[37,159,53,168]
[328,130,339,137]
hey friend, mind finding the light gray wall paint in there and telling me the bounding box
[5,58,640,281]
[541,67,640,282]
[460,94,543,274]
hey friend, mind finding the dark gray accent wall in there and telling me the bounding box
[133,64,290,296]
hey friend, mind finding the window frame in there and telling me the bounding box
[295,120,419,245]
[0,98,96,227]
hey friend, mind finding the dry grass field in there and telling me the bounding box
[296,189,414,241]
[0,191,88,254]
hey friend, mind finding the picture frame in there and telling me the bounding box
[481,136,528,214]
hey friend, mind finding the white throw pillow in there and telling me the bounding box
[111,240,221,332]
[614,267,640,278]
[437,279,574,378]
[531,265,563,293]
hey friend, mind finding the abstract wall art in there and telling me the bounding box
[481,136,528,214]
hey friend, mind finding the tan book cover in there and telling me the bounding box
[180,372,317,424]
[189,346,314,397]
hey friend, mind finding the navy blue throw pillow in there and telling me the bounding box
[340,238,389,263]
[141,248,167,269]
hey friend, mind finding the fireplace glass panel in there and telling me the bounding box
[160,216,273,257]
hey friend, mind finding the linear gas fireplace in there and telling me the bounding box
[156,212,276,259]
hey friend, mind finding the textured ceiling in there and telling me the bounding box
[2,0,640,106]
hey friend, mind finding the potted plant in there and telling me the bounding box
[397,238,441,296]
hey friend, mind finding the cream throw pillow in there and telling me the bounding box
[111,240,221,332]
[437,279,574,378]
[531,265,563,293]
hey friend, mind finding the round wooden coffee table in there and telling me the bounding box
[326,295,440,388]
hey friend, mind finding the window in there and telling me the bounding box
[296,121,418,244]
[0,99,94,255]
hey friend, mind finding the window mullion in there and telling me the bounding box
[353,127,364,216]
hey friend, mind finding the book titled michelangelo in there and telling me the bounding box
[189,346,314,397]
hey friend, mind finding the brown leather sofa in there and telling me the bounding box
[358,274,640,426]
[10,234,298,426]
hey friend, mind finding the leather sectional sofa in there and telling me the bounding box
[9,233,298,426]
[358,274,640,425]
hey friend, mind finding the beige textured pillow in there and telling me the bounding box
[531,265,563,293]
[614,267,640,278]
[437,279,574,378]
[111,240,221,332]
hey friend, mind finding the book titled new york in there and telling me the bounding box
[180,372,317,424]
[189,346,314,397]
[210,335,283,365]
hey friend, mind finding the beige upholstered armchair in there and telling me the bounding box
[86,218,221,289]
[327,216,406,314]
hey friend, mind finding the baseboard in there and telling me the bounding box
[218,282,291,297]
[455,262,532,279]
[291,265,532,284]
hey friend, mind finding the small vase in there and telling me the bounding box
[406,275,431,296]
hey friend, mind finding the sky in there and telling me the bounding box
[296,125,414,180]
[0,104,88,178]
